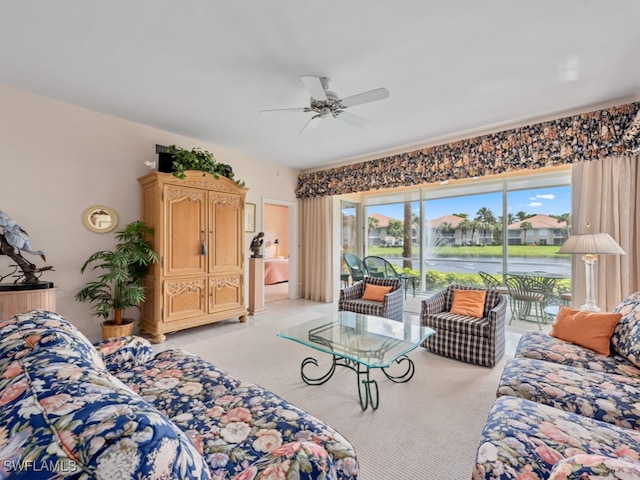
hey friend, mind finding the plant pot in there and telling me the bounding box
[100,318,135,339]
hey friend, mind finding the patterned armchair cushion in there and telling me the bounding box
[0,311,211,479]
[94,335,155,372]
[444,285,502,318]
[515,331,640,378]
[497,357,640,430]
[473,396,640,480]
[611,291,640,367]
[113,349,359,480]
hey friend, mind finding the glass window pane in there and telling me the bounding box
[364,201,420,277]
[423,192,503,293]
[505,185,572,302]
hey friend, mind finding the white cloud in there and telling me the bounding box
[536,194,555,200]
[527,202,543,207]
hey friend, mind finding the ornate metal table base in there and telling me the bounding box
[300,354,415,411]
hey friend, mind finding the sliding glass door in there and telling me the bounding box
[351,168,572,296]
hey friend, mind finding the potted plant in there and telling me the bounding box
[163,145,245,186]
[76,220,158,339]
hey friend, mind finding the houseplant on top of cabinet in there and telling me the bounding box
[76,220,158,339]
[164,145,245,186]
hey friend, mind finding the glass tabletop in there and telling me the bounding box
[277,311,436,368]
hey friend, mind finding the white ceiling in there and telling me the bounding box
[2,1,639,171]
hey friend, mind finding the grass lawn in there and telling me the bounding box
[367,244,569,258]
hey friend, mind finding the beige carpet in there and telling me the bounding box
[161,300,518,480]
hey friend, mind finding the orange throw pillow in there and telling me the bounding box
[550,306,622,355]
[450,289,487,318]
[361,284,393,302]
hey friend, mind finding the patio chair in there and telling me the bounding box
[344,253,368,283]
[478,271,509,295]
[420,285,507,367]
[339,276,404,321]
[505,275,548,330]
[363,255,417,298]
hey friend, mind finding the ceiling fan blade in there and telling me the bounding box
[335,111,369,128]
[260,107,307,113]
[340,87,389,108]
[300,76,328,101]
[299,115,321,134]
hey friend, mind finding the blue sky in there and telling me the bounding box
[367,185,571,220]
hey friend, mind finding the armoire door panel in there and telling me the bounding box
[165,185,207,277]
[163,278,207,322]
[210,193,241,272]
[209,275,243,312]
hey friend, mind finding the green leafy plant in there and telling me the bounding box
[76,221,158,325]
[166,145,245,186]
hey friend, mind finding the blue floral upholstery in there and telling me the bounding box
[474,291,640,479]
[113,349,358,480]
[0,310,209,479]
[514,330,640,378]
[94,334,155,372]
[611,291,640,367]
[497,357,640,430]
[0,310,358,480]
[338,276,404,321]
[473,396,640,479]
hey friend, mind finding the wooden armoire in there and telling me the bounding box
[138,171,248,343]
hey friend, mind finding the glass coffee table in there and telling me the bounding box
[277,311,436,410]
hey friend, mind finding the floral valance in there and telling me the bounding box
[296,101,640,199]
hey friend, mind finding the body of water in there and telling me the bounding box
[387,256,571,277]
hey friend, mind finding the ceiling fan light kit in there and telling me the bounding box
[262,75,389,133]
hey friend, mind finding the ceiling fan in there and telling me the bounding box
[261,76,390,134]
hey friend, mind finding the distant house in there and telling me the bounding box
[427,214,494,246]
[507,214,568,245]
[367,213,401,246]
[368,212,420,246]
[427,214,464,246]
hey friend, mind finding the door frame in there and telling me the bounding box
[261,198,298,300]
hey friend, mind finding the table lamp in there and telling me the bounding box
[274,238,280,257]
[558,224,625,312]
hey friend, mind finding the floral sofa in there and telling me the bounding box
[0,310,358,479]
[473,292,640,479]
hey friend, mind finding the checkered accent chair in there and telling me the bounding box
[339,276,404,321]
[420,285,507,367]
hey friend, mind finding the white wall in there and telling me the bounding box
[0,84,299,338]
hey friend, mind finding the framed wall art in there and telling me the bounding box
[245,203,256,232]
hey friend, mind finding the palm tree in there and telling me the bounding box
[469,220,480,246]
[458,219,472,245]
[520,221,533,245]
[403,202,413,269]
[552,212,572,240]
[475,207,496,246]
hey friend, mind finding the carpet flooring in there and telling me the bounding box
[154,298,521,480]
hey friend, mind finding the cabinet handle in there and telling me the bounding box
[201,243,207,255]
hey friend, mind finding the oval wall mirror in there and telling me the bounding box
[82,205,118,233]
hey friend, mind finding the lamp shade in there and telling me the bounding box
[558,232,625,255]
[274,239,280,244]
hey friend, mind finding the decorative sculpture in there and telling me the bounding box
[250,232,265,258]
[0,209,53,286]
